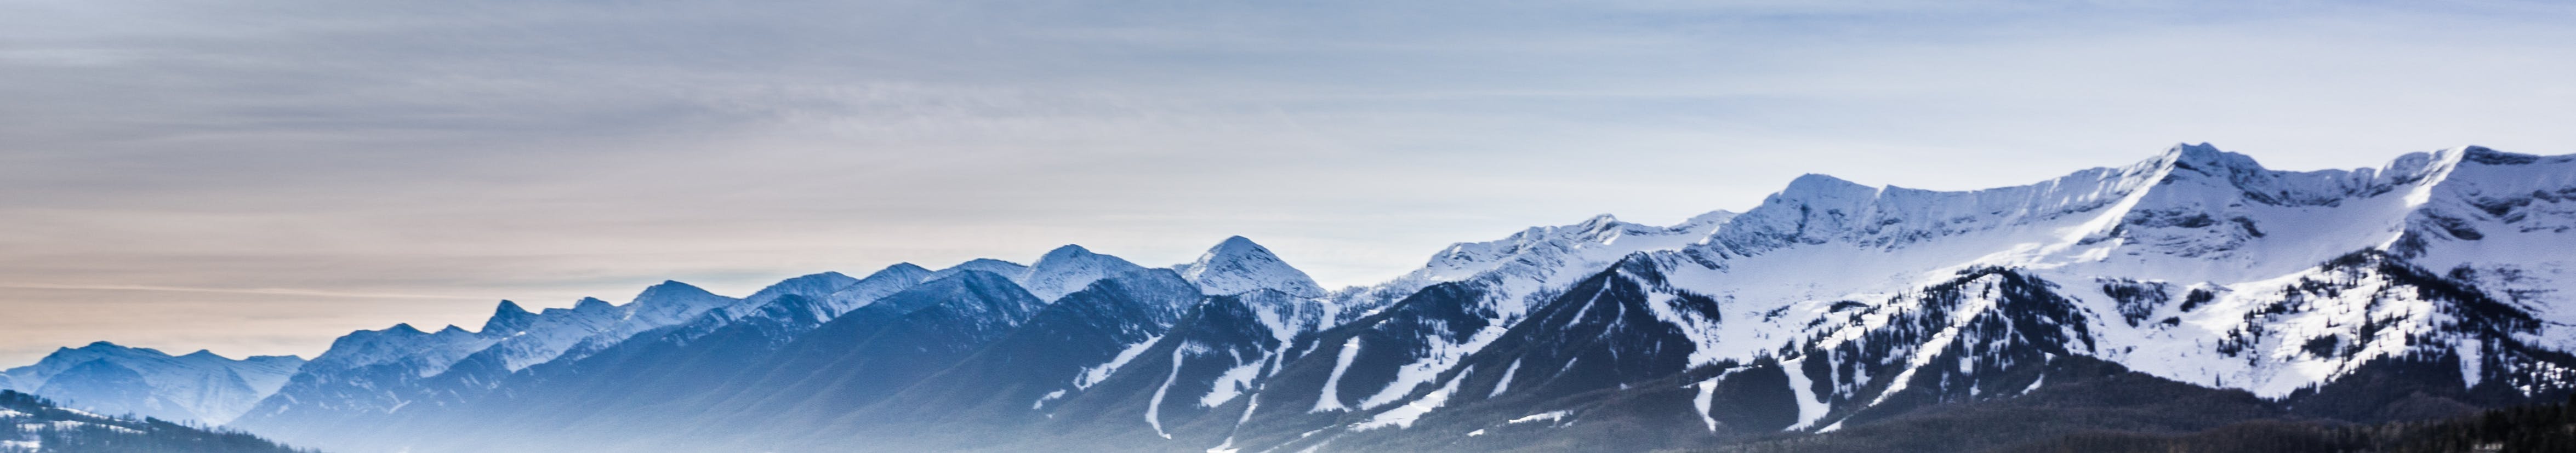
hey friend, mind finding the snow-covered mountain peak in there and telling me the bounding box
[874,262,933,277]
[2386,145,2576,346]
[1680,143,2452,274]
[1971,145,2492,284]
[880,268,1043,319]
[300,319,505,379]
[1768,173,1881,214]
[634,280,721,305]
[1022,244,1149,301]
[1177,236,1326,298]
[483,300,539,334]
[162,144,2576,453]
[933,259,1033,284]
[2141,143,2477,208]
[1573,213,1621,230]
[1448,212,1724,277]
[688,271,870,326]
[1204,236,1269,257]
[1318,209,1745,334]
[745,272,859,305]
[2160,142,2258,168]
[538,280,743,363]
[0,341,309,425]
[530,297,615,320]
[818,263,939,314]
[1038,243,1099,260]
[24,342,158,376]
[620,280,737,320]
[2457,145,2548,165]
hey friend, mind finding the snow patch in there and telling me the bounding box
[1311,336,1363,412]
[1507,410,1571,425]
[1489,359,1522,398]
[1200,353,1264,408]
[1076,334,1164,390]
[1781,358,1830,431]
[1352,367,1467,431]
[1146,345,1186,439]
[1690,369,1742,432]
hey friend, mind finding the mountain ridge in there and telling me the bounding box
[12,143,2573,453]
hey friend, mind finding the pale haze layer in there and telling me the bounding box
[3,1,2574,365]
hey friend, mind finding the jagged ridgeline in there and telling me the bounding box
[0,390,312,453]
[9,144,2576,452]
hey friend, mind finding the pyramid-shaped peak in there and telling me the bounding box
[1022,244,1147,301]
[874,262,932,276]
[1197,236,1284,265]
[641,279,711,295]
[1783,173,1873,192]
[632,280,727,307]
[1031,244,1130,269]
[385,323,426,335]
[1181,236,1325,298]
[482,300,540,334]
[1039,244,1098,259]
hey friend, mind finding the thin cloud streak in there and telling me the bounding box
[0,283,484,301]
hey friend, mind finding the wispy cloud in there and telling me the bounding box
[0,283,482,300]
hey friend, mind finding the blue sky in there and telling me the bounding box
[3,0,2573,363]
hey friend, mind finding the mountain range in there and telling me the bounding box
[0,343,303,426]
[9,144,2573,452]
[0,389,311,453]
